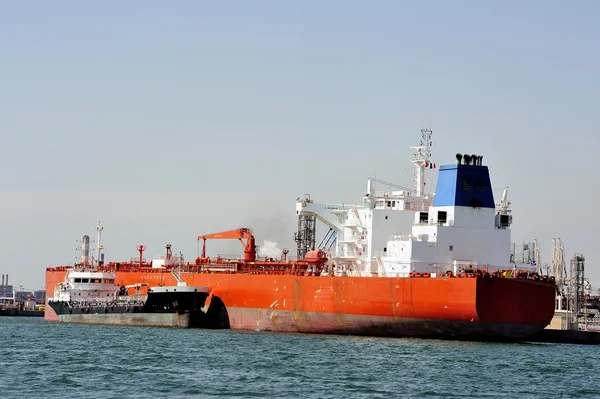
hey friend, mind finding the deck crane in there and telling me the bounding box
[197,228,257,262]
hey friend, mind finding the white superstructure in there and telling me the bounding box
[298,143,527,278]
[379,153,520,277]
[296,129,436,276]
[53,270,119,303]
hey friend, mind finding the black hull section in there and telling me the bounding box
[0,309,44,317]
[48,290,229,329]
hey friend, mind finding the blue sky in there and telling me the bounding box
[1,1,598,290]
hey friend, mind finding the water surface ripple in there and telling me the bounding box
[1,318,598,398]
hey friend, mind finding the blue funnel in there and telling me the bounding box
[433,164,495,208]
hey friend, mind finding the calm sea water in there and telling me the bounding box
[1,317,599,399]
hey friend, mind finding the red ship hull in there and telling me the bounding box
[45,268,555,340]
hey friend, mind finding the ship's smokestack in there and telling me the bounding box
[1,274,4,286]
[82,235,90,264]
[5,274,8,286]
[96,221,104,267]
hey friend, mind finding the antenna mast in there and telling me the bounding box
[410,128,433,197]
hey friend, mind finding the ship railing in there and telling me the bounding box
[255,255,298,262]
[130,257,147,262]
[215,254,244,261]
[211,253,298,262]
[415,220,454,226]
[377,272,412,278]
[336,235,359,243]
[333,251,365,259]
[67,299,145,308]
[323,204,353,212]
[165,258,185,266]
[201,264,237,272]
[372,191,411,201]
[372,190,435,200]
[387,234,417,241]
[510,256,534,264]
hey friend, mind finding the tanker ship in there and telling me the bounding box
[45,129,556,340]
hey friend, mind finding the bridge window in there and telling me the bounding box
[81,278,89,283]
[449,245,454,251]
[74,278,82,283]
[437,211,447,225]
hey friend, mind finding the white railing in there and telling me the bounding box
[415,220,454,226]
[324,204,353,211]
[337,234,366,242]
[388,234,417,241]
[202,264,237,272]
[373,191,401,198]
[333,251,365,259]
[215,254,243,260]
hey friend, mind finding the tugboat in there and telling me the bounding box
[47,267,227,328]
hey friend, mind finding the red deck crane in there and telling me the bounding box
[197,228,257,262]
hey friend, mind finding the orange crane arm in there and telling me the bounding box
[197,228,256,261]
[197,228,253,241]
